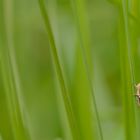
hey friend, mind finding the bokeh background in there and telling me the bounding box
[0,0,140,140]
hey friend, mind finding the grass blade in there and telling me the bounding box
[129,0,140,139]
[119,0,137,139]
[38,0,79,140]
[69,0,103,139]
[0,0,31,140]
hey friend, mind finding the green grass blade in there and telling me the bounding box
[0,0,31,140]
[38,0,79,140]
[129,0,140,139]
[69,0,103,139]
[72,44,97,140]
[0,1,14,140]
[119,0,136,139]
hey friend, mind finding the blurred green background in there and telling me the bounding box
[0,0,140,140]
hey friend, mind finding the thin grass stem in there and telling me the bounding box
[119,0,137,139]
[69,0,103,139]
[38,0,79,140]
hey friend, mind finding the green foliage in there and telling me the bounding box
[0,0,140,140]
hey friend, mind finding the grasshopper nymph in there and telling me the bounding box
[135,84,140,106]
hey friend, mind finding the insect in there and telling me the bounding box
[135,83,140,106]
